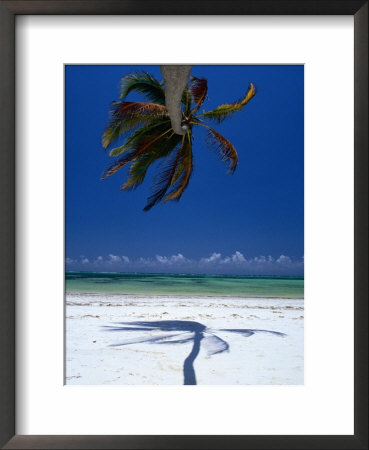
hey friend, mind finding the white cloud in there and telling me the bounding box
[231,251,246,263]
[65,252,304,276]
[201,252,222,264]
[253,255,267,263]
[156,255,168,264]
[108,254,121,263]
[203,251,246,265]
[156,253,189,264]
[137,256,152,265]
[171,253,187,263]
[276,255,292,264]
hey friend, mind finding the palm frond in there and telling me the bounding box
[101,126,173,179]
[102,102,168,149]
[119,72,165,105]
[143,136,185,211]
[121,132,182,191]
[200,82,256,122]
[101,119,125,150]
[165,132,193,202]
[121,153,159,191]
[206,127,238,173]
[112,101,167,118]
[181,86,192,116]
[189,77,208,113]
[106,119,170,157]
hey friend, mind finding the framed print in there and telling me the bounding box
[0,1,367,449]
[65,63,304,387]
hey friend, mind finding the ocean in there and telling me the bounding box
[65,272,304,298]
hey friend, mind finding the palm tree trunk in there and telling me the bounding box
[160,65,192,135]
[183,331,203,385]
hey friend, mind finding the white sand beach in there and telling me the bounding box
[66,293,304,385]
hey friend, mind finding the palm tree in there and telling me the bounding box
[103,320,285,385]
[101,72,256,211]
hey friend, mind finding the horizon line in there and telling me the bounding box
[65,270,304,279]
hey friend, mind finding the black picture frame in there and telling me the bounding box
[0,1,367,449]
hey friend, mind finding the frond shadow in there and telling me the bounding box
[102,320,286,385]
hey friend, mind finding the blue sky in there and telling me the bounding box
[65,65,304,275]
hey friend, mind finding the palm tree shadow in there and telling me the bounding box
[102,320,286,385]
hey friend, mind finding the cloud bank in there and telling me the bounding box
[66,251,304,276]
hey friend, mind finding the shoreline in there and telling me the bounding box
[66,291,304,300]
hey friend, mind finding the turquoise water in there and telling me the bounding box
[66,272,304,298]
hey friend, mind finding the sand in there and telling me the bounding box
[65,293,304,385]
